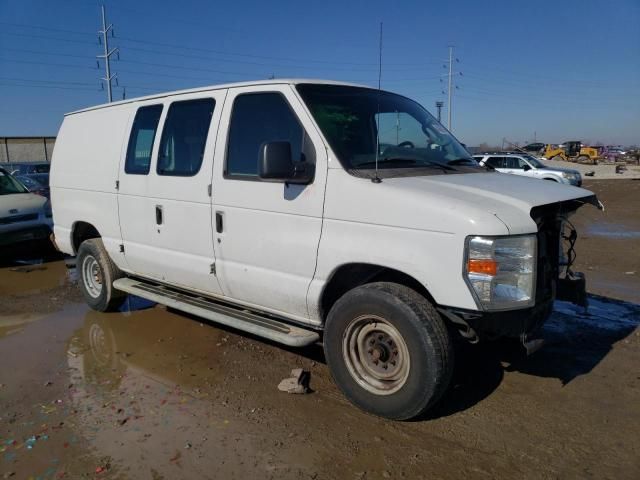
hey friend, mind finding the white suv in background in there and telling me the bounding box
[474,153,582,186]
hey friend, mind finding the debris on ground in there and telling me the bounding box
[277,368,311,394]
[8,265,47,273]
[584,171,595,177]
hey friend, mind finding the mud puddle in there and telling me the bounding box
[2,281,639,479]
[0,259,70,296]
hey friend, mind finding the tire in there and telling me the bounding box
[77,238,126,312]
[577,155,589,163]
[324,282,454,420]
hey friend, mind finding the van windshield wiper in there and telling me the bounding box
[355,158,456,172]
[447,157,476,165]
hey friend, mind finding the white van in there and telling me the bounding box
[51,79,599,420]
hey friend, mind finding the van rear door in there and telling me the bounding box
[117,91,226,296]
[145,91,226,294]
[117,102,163,275]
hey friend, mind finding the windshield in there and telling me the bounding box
[0,170,29,195]
[296,84,479,175]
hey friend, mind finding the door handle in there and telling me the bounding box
[215,211,223,233]
[156,205,163,225]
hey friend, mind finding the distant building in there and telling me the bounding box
[0,136,56,163]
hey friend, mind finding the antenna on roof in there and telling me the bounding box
[372,21,383,184]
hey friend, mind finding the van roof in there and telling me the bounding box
[66,78,369,116]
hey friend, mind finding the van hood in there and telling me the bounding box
[385,172,598,234]
[324,170,599,237]
[0,193,47,217]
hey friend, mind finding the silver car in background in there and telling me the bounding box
[474,152,582,186]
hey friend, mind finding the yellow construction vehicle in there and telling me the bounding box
[544,141,600,164]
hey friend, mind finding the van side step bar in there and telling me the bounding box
[113,278,320,347]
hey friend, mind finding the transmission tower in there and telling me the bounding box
[440,46,462,131]
[97,4,119,102]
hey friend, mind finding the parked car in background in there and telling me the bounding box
[522,143,545,155]
[15,174,50,198]
[605,146,626,156]
[4,162,51,175]
[474,152,582,186]
[0,167,53,248]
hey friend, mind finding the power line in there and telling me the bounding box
[0,29,443,76]
[0,57,97,70]
[0,81,98,92]
[0,76,96,87]
[0,46,447,85]
[0,21,93,36]
[4,47,93,61]
[0,31,92,46]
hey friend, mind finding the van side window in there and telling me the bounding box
[225,93,307,178]
[157,98,215,177]
[125,105,163,175]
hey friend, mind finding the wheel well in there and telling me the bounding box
[543,177,559,182]
[72,221,100,253]
[320,263,434,320]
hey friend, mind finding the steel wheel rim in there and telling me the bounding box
[82,254,103,298]
[342,314,410,395]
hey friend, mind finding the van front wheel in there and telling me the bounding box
[324,282,453,420]
[77,238,126,312]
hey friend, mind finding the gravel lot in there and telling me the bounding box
[544,158,640,180]
[0,180,638,480]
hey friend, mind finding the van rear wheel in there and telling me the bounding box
[77,238,126,312]
[324,282,454,420]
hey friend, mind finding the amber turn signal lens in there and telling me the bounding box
[467,259,498,276]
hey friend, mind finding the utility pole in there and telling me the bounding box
[447,46,453,131]
[97,4,119,102]
[435,101,444,123]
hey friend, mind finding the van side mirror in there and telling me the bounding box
[523,164,531,171]
[258,141,315,184]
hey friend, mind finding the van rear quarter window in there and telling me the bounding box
[157,98,215,177]
[125,105,163,175]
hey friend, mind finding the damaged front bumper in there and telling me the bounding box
[442,194,600,344]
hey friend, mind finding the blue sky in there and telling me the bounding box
[1,0,638,146]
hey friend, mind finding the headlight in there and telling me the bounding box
[464,235,537,311]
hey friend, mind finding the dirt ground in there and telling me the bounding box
[1,180,639,479]
[570,180,640,303]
